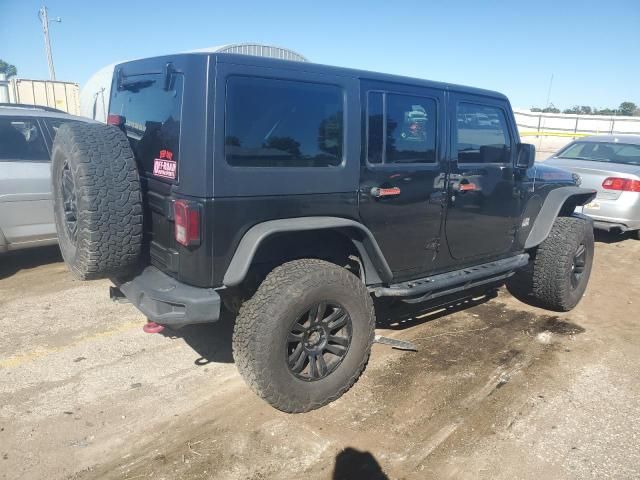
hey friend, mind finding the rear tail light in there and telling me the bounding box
[602,177,640,192]
[173,200,201,247]
[107,114,125,127]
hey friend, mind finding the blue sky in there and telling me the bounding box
[1,0,639,109]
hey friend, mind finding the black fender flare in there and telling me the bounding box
[222,217,393,287]
[524,186,596,249]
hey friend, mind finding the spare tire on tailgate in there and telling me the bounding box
[51,122,143,280]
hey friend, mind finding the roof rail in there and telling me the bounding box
[0,103,67,114]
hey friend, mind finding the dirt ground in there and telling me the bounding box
[1,231,639,480]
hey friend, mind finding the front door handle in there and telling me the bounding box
[370,186,401,198]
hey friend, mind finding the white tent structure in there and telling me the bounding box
[80,43,308,123]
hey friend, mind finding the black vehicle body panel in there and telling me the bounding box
[108,52,595,319]
[358,80,448,280]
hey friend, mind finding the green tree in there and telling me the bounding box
[619,102,637,117]
[542,103,560,114]
[0,59,17,77]
[563,105,581,114]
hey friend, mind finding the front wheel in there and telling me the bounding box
[232,259,375,413]
[507,216,594,311]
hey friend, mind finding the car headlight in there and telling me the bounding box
[572,173,582,186]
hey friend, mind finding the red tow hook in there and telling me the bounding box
[143,321,165,334]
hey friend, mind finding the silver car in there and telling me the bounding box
[545,135,640,239]
[0,104,92,252]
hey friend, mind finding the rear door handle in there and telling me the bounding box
[449,179,477,193]
[370,187,401,198]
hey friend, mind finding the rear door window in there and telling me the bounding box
[367,92,437,164]
[225,76,343,167]
[0,118,49,161]
[109,72,183,181]
[455,103,511,164]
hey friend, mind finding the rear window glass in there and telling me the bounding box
[558,142,640,165]
[0,118,49,161]
[109,72,183,180]
[225,76,343,167]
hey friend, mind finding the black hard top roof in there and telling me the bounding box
[116,52,509,102]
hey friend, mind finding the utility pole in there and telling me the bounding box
[38,5,61,81]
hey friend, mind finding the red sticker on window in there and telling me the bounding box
[153,158,177,179]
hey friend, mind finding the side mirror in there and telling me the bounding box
[516,143,536,169]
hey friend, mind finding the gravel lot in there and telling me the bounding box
[1,232,639,480]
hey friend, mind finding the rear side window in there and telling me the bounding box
[367,92,437,164]
[225,77,343,167]
[456,103,511,164]
[46,118,80,135]
[0,118,49,161]
[109,72,183,181]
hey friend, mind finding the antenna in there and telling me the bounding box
[545,73,554,108]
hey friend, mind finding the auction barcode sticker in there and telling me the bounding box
[153,158,177,180]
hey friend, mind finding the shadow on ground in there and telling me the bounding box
[159,289,501,367]
[159,309,235,364]
[375,289,498,330]
[594,229,636,244]
[333,447,389,480]
[0,245,62,280]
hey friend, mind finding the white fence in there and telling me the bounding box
[514,109,640,136]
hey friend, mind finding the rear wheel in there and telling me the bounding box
[232,259,375,413]
[507,216,594,311]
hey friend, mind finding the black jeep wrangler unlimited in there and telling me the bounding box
[51,53,596,413]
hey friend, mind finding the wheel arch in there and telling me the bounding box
[222,217,393,287]
[524,186,596,249]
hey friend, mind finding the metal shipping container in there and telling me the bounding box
[8,78,80,115]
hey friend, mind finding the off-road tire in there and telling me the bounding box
[232,259,375,413]
[507,216,594,311]
[51,122,143,280]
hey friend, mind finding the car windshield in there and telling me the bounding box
[556,141,640,165]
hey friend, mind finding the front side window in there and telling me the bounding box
[225,77,343,167]
[0,118,48,161]
[367,92,437,164]
[456,103,511,164]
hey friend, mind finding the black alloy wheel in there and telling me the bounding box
[571,243,587,289]
[61,161,78,244]
[286,302,353,381]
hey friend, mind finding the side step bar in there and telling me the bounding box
[371,253,529,299]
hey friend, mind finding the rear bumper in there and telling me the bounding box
[576,191,640,232]
[116,266,221,328]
